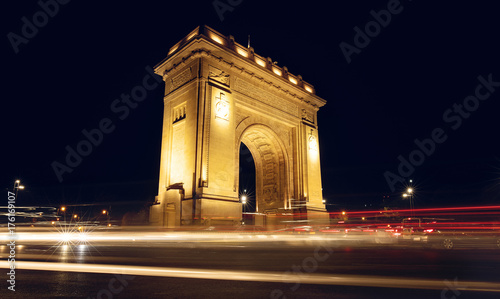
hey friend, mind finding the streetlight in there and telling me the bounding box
[13,180,25,199]
[102,209,110,226]
[407,183,414,216]
[241,195,247,213]
[403,186,414,216]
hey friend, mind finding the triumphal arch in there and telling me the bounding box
[149,26,327,227]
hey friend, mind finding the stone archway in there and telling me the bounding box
[149,26,327,227]
[237,124,290,213]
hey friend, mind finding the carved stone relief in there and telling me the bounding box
[209,65,230,86]
[301,108,314,123]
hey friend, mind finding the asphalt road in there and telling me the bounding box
[7,270,498,299]
[2,237,500,298]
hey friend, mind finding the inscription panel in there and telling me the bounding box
[170,67,193,92]
[234,78,298,117]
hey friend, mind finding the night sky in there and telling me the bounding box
[2,1,500,212]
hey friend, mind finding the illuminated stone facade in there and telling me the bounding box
[149,26,327,227]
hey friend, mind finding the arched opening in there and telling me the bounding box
[236,124,289,216]
[238,142,256,213]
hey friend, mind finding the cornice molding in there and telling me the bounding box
[158,48,325,109]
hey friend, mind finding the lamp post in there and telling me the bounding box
[241,195,247,213]
[403,187,414,216]
[102,208,111,226]
[60,206,66,224]
[13,180,25,199]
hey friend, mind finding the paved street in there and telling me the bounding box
[2,233,500,298]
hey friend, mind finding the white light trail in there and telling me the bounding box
[0,261,499,292]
